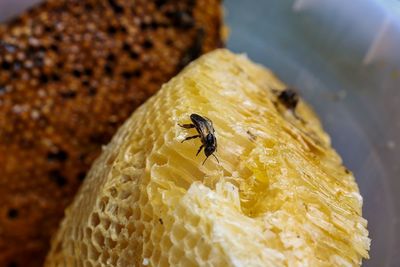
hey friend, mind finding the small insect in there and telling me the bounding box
[275,87,304,121]
[278,88,299,111]
[179,113,219,165]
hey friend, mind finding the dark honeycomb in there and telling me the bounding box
[0,0,223,266]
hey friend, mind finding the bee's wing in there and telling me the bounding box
[203,117,214,133]
[196,121,210,135]
[214,134,217,152]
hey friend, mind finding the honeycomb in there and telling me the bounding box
[0,0,222,265]
[45,49,370,267]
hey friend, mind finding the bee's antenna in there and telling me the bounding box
[271,88,280,94]
[202,154,220,165]
[212,154,220,164]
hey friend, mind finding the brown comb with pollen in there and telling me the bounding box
[0,0,223,266]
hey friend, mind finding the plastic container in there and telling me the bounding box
[226,0,400,266]
[1,0,399,266]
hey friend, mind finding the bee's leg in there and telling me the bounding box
[293,111,306,123]
[181,135,200,143]
[196,144,204,156]
[179,123,195,129]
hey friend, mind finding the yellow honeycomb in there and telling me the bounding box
[45,49,370,267]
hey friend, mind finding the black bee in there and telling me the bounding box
[179,113,219,165]
[278,88,299,111]
[275,87,304,121]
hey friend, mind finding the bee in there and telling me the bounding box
[179,113,219,165]
[274,87,303,121]
[278,88,299,111]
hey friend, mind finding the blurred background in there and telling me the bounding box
[1,0,399,266]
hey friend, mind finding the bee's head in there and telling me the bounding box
[204,145,216,157]
[279,88,299,109]
[204,134,216,157]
